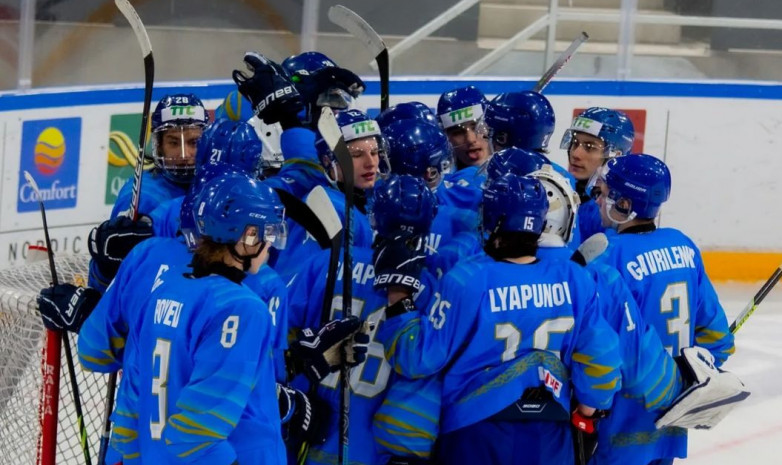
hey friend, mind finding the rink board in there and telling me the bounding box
[0,78,780,280]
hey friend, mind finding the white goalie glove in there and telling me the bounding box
[655,346,750,430]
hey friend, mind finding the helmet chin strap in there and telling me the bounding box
[604,199,637,227]
[230,242,266,271]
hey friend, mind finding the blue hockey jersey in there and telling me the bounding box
[592,226,735,463]
[377,252,623,434]
[128,263,285,464]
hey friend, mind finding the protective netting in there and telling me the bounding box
[0,255,109,465]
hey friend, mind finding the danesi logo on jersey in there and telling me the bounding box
[17,118,81,212]
[104,113,153,205]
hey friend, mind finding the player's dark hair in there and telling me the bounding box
[484,230,539,261]
[192,238,229,269]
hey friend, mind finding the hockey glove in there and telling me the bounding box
[88,214,153,281]
[372,234,427,294]
[290,316,366,383]
[232,52,304,127]
[655,346,749,429]
[37,284,101,333]
[278,384,329,445]
[290,65,365,110]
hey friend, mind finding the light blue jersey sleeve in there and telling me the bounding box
[264,127,330,199]
[149,195,184,238]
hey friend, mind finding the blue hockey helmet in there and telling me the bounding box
[436,85,488,130]
[151,93,210,184]
[224,121,264,177]
[370,174,438,237]
[281,51,337,76]
[375,101,438,131]
[484,147,551,183]
[602,154,671,221]
[282,51,354,110]
[560,107,635,158]
[482,173,549,236]
[194,172,287,249]
[484,91,555,153]
[195,119,241,172]
[384,119,453,189]
[315,109,390,175]
[214,90,254,122]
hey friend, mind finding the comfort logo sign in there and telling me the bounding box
[34,127,66,175]
[18,118,81,212]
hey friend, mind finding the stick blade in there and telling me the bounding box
[273,188,331,250]
[306,186,342,240]
[23,170,39,192]
[328,5,386,57]
[115,0,153,57]
[317,107,341,152]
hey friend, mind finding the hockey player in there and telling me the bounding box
[286,174,439,465]
[435,85,490,211]
[87,93,210,292]
[561,107,635,242]
[271,109,383,282]
[529,164,688,463]
[112,93,209,219]
[38,172,368,463]
[374,173,622,465]
[593,154,739,464]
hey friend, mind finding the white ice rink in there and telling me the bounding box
[685,282,782,465]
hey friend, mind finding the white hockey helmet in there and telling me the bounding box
[531,165,580,245]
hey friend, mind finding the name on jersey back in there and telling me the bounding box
[626,245,696,281]
[489,281,572,312]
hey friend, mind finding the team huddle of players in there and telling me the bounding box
[36,50,748,465]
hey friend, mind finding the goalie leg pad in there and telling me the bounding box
[655,346,750,430]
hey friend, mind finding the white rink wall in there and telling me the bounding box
[0,78,780,269]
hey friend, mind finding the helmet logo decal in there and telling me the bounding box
[342,120,380,141]
[570,117,603,137]
[161,105,206,123]
[440,104,484,128]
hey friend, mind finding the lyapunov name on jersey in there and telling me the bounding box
[489,281,572,312]
[626,245,696,281]
[155,299,184,328]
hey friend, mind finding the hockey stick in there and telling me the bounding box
[273,188,333,250]
[317,107,354,465]
[306,186,345,327]
[328,5,390,111]
[296,186,344,465]
[533,31,589,93]
[115,0,155,221]
[24,171,92,465]
[96,3,155,464]
[729,263,782,334]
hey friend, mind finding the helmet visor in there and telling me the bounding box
[154,125,203,183]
